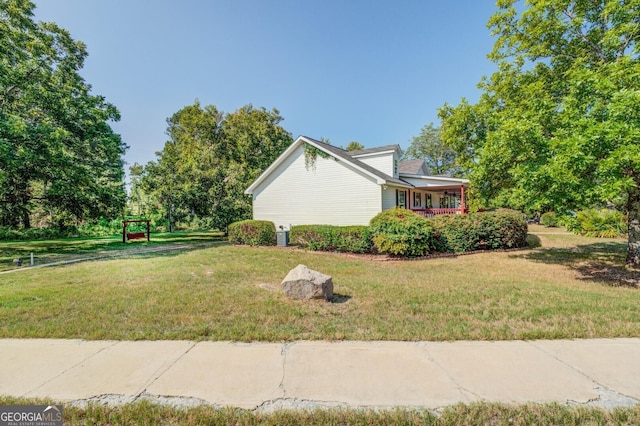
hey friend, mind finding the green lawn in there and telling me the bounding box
[0,230,224,272]
[0,225,637,341]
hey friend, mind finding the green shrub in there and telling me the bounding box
[0,226,65,241]
[369,208,436,256]
[290,225,372,253]
[540,211,559,227]
[228,220,276,246]
[569,209,626,238]
[430,209,528,253]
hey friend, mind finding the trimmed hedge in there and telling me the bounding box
[228,220,276,246]
[234,210,528,256]
[290,225,372,253]
[540,211,559,227]
[431,209,529,253]
[369,208,437,257]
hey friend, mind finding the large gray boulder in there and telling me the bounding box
[281,264,333,301]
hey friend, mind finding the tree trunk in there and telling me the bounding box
[21,209,30,229]
[626,184,640,267]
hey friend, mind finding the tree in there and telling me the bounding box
[140,102,292,231]
[439,0,640,267]
[0,0,127,228]
[403,123,463,176]
[218,104,293,230]
[345,141,364,151]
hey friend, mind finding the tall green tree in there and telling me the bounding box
[0,0,127,228]
[219,104,293,230]
[403,123,463,176]
[439,0,640,266]
[345,141,364,151]
[140,102,292,231]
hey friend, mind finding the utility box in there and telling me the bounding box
[276,230,289,247]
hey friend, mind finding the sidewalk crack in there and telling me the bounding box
[421,345,481,402]
[135,341,198,397]
[279,342,294,399]
[24,340,119,396]
[526,341,640,405]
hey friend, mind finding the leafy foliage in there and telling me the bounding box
[290,225,372,253]
[228,219,276,246]
[403,123,464,176]
[369,208,436,256]
[344,141,364,151]
[565,209,627,238]
[431,210,529,253]
[439,0,640,265]
[138,102,292,231]
[0,0,127,229]
[540,212,559,227]
[303,142,331,170]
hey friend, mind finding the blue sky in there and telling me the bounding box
[32,1,498,176]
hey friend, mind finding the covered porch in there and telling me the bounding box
[406,183,468,218]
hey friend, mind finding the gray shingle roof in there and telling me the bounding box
[347,145,400,157]
[398,159,428,175]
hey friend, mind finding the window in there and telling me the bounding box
[396,190,406,208]
[425,193,432,208]
[394,159,398,175]
[413,192,422,208]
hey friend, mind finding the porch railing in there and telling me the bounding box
[411,208,468,218]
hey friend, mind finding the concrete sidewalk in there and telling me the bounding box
[1,339,639,412]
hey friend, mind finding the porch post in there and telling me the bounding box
[460,185,466,213]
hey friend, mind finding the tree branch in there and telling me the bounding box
[617,22,640,60]
[562,6,607,62]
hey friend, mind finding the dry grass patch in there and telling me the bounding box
[1,397,639,425]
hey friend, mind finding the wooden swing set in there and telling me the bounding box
[122,219,150,243]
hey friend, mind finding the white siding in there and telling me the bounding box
[382,186,398,210]
[356,152,394,177]
[252,145,383,228]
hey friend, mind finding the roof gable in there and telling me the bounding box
[300,137,409,187]
[245,136,411,194]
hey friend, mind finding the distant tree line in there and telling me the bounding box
[0,0,127,229]
[129,102,293,232]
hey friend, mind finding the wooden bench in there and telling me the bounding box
[123,219,151,243]
[126,232,146,240]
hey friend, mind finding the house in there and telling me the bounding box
[245,136,469,229]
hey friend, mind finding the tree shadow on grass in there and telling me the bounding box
[510,241,639,289]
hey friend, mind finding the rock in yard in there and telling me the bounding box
[281,264,333,301]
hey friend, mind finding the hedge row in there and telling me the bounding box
[228,220,276,246]
[289,225,372,253]
[229,209,528,257]
[430,209,529,253]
